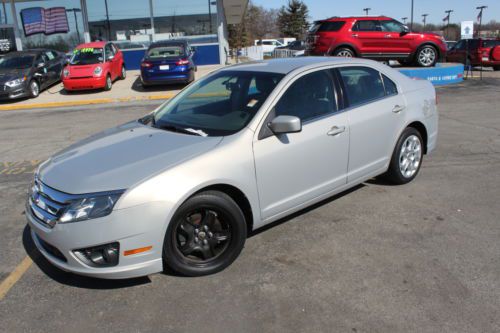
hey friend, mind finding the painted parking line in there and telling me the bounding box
[0,256,33,300]
[0,160,42,176]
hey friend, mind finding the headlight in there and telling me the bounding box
[63,68,70,77]
[93,66,103,77]
[59,191,123,223]
[5,76,26,87]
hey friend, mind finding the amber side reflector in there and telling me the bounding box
[124,246,152,256]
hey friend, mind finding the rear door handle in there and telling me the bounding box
[392,105,405,113]
[351,34,358,38]
[327,126,346,136]
[384,34,392,38]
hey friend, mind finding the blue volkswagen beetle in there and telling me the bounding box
[140,40,196,87]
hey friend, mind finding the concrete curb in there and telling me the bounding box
[0,93,176,111]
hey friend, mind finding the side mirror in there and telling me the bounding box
[108,55,114,61]
[400,25,410,36]
[37,62,45,68]
[268,115,302,134]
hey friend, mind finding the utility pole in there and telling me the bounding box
[422,14,429,31]
[104,0,111,40]
[401,17,408,25]
[476,6,487,37]
[410,0,414,31]
[66,8,82,44]
[363,8,371,16]
[444,9,453,40]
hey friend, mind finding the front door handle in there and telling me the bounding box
[351,34,359,38]
[392,105,405,113]
[327,126,346,136]
[384,34,392,38]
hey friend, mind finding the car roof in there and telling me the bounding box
[76,41,107,48]
[221,57,384,74]
[2,50,41,57]
[320,16,392,22]
[150,40,188,47]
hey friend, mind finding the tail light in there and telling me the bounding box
[141,61,153,68]
[176,59,190,66]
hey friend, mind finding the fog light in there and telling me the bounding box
[74,242,119,267]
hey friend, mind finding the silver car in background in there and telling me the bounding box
[26,57,438,278]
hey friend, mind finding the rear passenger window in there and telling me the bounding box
[316,21,345,32]
[338,67,385,107]
[382,74,398,96]
[352,20,380,32]
[275,70,337,122]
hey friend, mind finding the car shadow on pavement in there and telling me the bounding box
[131,76,186,93]
[22,225,151,289]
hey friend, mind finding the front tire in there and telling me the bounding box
[163,191,247,276]
[28,80,40,98]
[119,65,126,80]
[104,74,112,91]
[386,127,424,184]
[416,45,438,67]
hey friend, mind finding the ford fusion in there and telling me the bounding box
[26,57,438,279]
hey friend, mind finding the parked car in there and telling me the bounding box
[0,49,65,100]
[445,40,457,50]
[306,16,448,67]
[274,40,306,57]
[446,38,500,70]
[62,41,126,91]
[140,40,196,87]
[26,57,438,279]
[255,39,285,55]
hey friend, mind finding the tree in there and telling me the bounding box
[277,0,310,40]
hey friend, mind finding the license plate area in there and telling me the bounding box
[159,65,170,70]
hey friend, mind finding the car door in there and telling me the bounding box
[33,54,50,89]
[253,68,349,220]
[336,66,406,182]
[110,43,123,73]
[105,43,118,79]
[352,19,387,55]
[44,51,62,84]
[379,19,414,55]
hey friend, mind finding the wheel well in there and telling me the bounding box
[331,45,358,57]
[416,42,441,59]
[194,184,253,234]
[407,121,428,154]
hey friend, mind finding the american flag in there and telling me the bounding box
[442,14,449,22]
[20,7,69,36]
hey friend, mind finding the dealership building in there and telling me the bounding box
[0,0,247,67]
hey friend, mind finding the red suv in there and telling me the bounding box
[306,16,448,67]
[446,38,500,70]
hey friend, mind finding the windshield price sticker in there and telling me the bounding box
[74,48,97,54]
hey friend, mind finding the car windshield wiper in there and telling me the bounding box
[156,124,205,136]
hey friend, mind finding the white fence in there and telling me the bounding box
[272,49,302,58]
[240,45,264,61]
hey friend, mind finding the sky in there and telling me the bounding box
[252,0,499,25]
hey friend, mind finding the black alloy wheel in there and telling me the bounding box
[163,191,247,276]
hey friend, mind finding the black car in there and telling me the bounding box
[0,49,65,100]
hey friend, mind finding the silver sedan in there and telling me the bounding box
[26,57,438,278]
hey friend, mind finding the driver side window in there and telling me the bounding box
[105,44,115,61]
[380,20,405,33]
[274,69,337,122]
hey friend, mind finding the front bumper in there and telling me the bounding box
[0,84,30,100]
[26,200,168,279]
[63,76,106,91]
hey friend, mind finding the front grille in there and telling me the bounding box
[37,236,67,262]
[28,178,72,228]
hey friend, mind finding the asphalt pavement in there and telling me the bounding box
[0,76,500,332]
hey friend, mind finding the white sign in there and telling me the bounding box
[461,21,474,39]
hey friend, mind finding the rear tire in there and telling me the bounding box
[333,47,355,58]
[163,191,247,276]
[104,74,112,91]
[386,127,424,184]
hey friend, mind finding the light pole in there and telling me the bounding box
[422,14,429,31]
[66,8,82,44]
[410,0,414,31]
[363,8,371,16]
[104,0,111,41]
[401,17,408,25]
[476,6,487,37]
[444,9,453,39]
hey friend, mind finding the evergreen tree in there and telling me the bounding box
[277,0,310,40]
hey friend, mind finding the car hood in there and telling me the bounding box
[0,68,30,83]
[38,121,223,194]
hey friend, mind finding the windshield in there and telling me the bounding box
[0,55,34,69]
[147,45,185,58]
[70,48,104,65]
[153,70,284,136]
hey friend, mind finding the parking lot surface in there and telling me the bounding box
[0,75,500,332]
